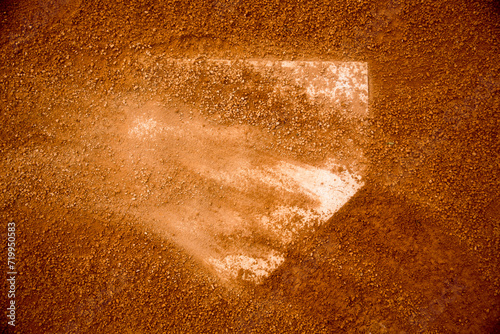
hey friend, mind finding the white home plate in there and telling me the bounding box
[112,59,368,283]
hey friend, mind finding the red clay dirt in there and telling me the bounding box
[1,0,499,333]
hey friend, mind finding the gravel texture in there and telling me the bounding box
[0,0,499,333]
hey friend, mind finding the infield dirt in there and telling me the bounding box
[0,0,499,333]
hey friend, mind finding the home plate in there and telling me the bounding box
[114,59,368,283]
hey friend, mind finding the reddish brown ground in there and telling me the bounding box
[1,0,499,333]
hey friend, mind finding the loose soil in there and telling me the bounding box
[1,0,499,333]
